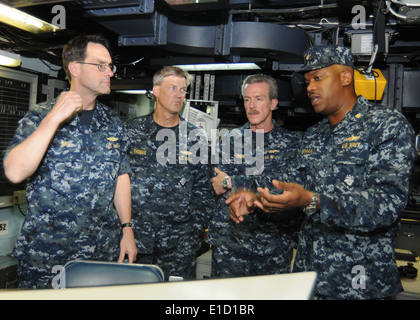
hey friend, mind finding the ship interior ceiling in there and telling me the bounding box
[0,1,420,241]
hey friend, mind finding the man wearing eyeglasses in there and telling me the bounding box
[3,34,137,289]
[125,66,213,281]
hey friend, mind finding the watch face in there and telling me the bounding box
[222,177,229,188]
[304,193,318,216]
[304,206,316,215]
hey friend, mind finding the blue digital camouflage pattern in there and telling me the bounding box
[297,45,354,73]
[207,120,303,278]
[4,98,131,289]
[293,45,354,85]
[125,112,213,280]
[291,96,416,299]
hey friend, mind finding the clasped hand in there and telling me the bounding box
[226,180,311,223]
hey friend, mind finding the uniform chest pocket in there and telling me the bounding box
[47,157,85,195]
[128,142,155,170]
[46,152,120,198]
[333,142,369,191]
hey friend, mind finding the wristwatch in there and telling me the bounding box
[221,175,230,189]
[303,192,319,216]
[121,222,133,229]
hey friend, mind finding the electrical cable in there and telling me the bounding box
[357,44,380,103]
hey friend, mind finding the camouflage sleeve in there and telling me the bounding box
[230,174,255,191]
[316,115,416,232]
[3,106,45,161]
[213,128,244,191]
[192,146,214,229]
[117,128,132,177]
[214,127,260,192]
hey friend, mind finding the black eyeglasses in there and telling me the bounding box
[76,62,117,73]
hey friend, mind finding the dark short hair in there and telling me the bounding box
[62,34,111,81]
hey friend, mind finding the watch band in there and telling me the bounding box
[303,192,319,216]
[221,175,230,189]
[121,222,133,229]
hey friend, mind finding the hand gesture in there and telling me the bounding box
[225,190,258,223]
[48,91,83,126]
[256,180,312,212]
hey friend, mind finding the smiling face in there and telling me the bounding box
[243,81,277,132]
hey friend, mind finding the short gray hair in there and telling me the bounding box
[241,74,278,100]
[153,66,193,87]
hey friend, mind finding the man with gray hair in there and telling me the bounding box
[228,46,416,299]
[207,74,302,278]
[126,66,212,280]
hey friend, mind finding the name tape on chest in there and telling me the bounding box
[302,135,363,154]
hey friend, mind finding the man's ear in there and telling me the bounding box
[270,98,278,111]
[68,61,79,79]
[341,69,353,87]
[152,85,159,98]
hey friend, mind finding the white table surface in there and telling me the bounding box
[0,271,317,300]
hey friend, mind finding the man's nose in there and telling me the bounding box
[306,79,317,93]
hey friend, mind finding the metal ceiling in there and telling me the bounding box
[1,1,420,73]
[1,0,420,129]
[0,1,386,73]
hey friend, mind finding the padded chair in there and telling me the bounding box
[61,260,164,288]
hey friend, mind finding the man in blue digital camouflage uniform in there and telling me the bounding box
[207,74,302,278]
[126,66,212,280]
[3,34,137,289]
[228,45,416,299]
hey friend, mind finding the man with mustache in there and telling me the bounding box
[228,46,416,299]
[3,34,137,288]
[126,66,212,280]
[207,74,301,278]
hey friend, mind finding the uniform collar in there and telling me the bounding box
[319,95,367,135]
[343,95,369,123]
[144,111,186,134]
[244,119,278,132]
[148,111,185,130]
[68,100,113,131]
[90,101,114,131]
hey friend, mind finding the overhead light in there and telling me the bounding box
[175,63,261,71]
[165,0,220,4]
[0,50,21,67]
[0,3,61,33]
[164,0,227,11]
[115,90,147,94]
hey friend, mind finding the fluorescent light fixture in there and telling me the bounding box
[0,50,21,67]
[115,90,147,94]
[164,0,227,11]
[175,63,261,71]
[165,0,220,4]
[0,3,61,33]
